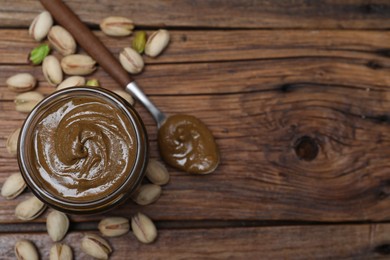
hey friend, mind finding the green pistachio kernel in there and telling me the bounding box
[132,31,147,54]
[86,78,100,87]
[29,44,51,65]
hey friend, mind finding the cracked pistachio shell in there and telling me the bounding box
[50,243,73,260]
[48,26,77,56]
[146,159,170,185]
[81,234,112,260]
[131,184,161,206]
[57,76,86,91]
[131,212,157,244]
[98,217,129,237]
[15,195,46,221]
[47,210,69,242]
[29,11,53,41]
[145,29,170,58]
[1,173,26,200]
[61,54,96,75]
[14,91,44,113]
[43,55,63,86]
[6,128,21,156]
[15,240,39,260]
[100,16,134,36]
[119,47,144,74]
[6,73,37,92]
[113,90,134,105]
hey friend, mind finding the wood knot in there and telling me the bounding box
[294,136,319,161]
[374,244,390,255]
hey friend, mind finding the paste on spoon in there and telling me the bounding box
[158,114,220,174]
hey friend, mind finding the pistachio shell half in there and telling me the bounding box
[6,128,21,156]
[15,240,39,260]
[98,217,129,237]
[56,76,86,91]
[131,212,157,244]
[81,234,112,260]
[146,159,170,185]
[119,47,144,74]
[113,90,134,105]
[61,54,96,75]
[29,11,53,42]
[100,16,134,37]
[48,25,77,56]
[50,243,73,260]
[14,91,44,113]
[131,184,161,205]
[145,29,170,58]
[42,55,63,86]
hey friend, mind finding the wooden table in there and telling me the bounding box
[1,0,390,259]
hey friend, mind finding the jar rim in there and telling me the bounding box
[17,87,148,214]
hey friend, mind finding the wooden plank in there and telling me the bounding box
[1,29,390,65]
[0,57,390,223]
[0,224,390,259]
[1,0,390,29]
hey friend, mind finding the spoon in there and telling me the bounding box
[39,0,220,174]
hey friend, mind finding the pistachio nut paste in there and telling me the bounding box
[158,114,219,174]
[31,95,137,201]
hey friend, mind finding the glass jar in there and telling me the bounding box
[18,87,148,214]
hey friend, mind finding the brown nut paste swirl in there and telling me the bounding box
[31,95,137,202]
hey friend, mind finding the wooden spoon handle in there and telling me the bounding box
[39,0,133,87]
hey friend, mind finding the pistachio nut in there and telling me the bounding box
[15,195,46,221]
[119,47,144,74]
[42,55,63,86]
[15,91,44,113]
[29,11,53,41]
[15,240,39,260]
[113,90,134,105]
[48,26,77,56]
[131,212,157,244]
[61,54,96,75]
[145,29,170,58]
[50,243,73,260]
[98,217,129,237]
[47,210,69,242]
[29,44,51,65]
[132,31,146,54]
[1,173,26,200]
[81,234,112,260]
[6,73,37,92]
[86,78,100,87]
[6,128,21,156]
[131,184,161,206]
[100,16,134,37]
[57,76,86,90]
[146,159,170,185]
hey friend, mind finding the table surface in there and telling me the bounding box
[1,0,390,259]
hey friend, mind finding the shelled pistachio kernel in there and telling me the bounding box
[131,184,161,205]
[48,25,77,56]
[29,11,53,41]
[42,55,63,86]
[131,212,157,244]
[47,210,69,242]
[132,31,147,53]
[81,234,112,260]
[113,90,134,105]
[86,78,100,87]
[1,173,26,200]
[6,73,37,92]
[100,16,134,36]
[61,54,96,75]
[145,29,170,57]
[50,243,73,260]
[29,44,51,65]
[15,195,46,221]
[57,76,86,90]
[14,91,44,113]
[6,128,21,156]
[98,217,129,237]
[15,240,39,260]
[146,159,170,185]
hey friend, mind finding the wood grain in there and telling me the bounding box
[1,224,390,259]
[0,55,389,223]
[1,0,390,29]
[1,29,390,65]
